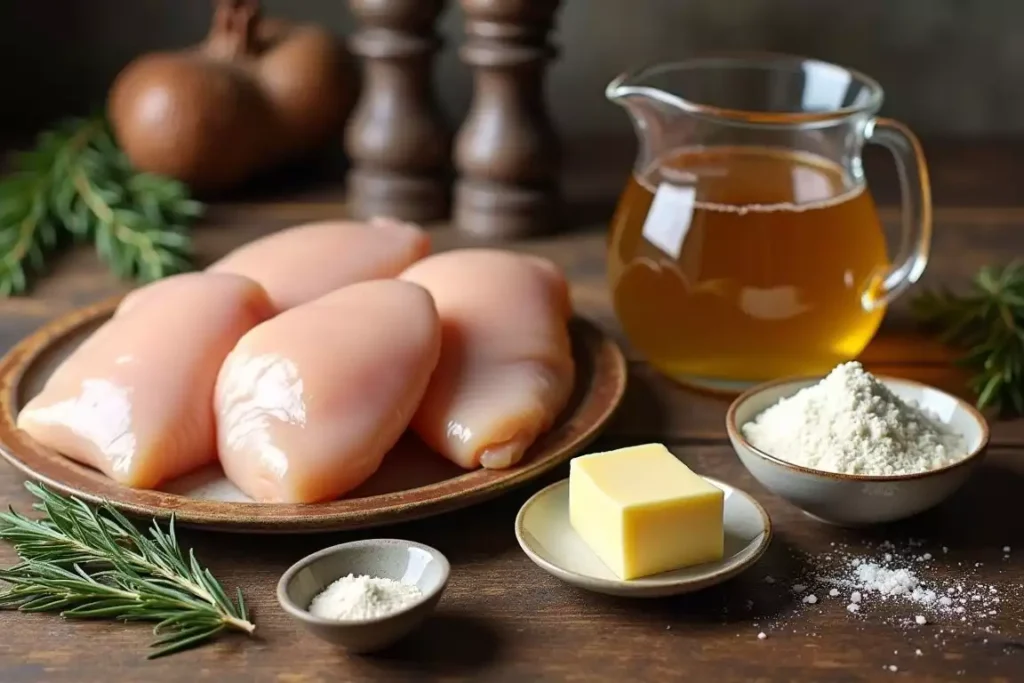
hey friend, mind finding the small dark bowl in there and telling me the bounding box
[277,539,450,653]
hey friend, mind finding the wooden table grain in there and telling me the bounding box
[1,141,1023,682]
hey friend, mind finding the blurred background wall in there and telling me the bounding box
[1,0,1021,141]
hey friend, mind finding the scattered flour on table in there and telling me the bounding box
[751,539,1022,650]
[742,539,1024,677]
[741,362,967,475]
[308,574,422,620]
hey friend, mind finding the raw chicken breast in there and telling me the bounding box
[207,217,431,311]
[214,279,441,503]
[400,249,575,470]
[17,273,273,489]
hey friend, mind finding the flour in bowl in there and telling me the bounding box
[308,574,422,620]
[740,362,967,475]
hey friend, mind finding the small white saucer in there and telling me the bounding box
[514,476,771,597]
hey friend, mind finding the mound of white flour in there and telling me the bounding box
[741,362,967,475]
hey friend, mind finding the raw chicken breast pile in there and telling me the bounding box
[16,219,577,503]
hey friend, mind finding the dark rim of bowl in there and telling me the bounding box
[276,539,450,625]
[725,373,991,482]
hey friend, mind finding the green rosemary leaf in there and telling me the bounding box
[154,609,208,634]
[977,373,1003,409]
[150,229,192,250]
[0,115,202,296]
[236,586,248,622]
[912,260,1024,416]
[64,602,141,618]
[151,622,224,647]
[0,483,255,659]
[148,625,225,660]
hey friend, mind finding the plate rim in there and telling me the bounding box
[514,476,773,596]
[0,295,628,533]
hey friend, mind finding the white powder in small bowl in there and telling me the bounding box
[741,362,968,476]
[308,574,422,621]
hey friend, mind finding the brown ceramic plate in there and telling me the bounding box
[0,295,627,533]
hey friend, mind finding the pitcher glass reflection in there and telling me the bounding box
[606,53,932,391]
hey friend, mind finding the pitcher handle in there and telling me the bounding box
[861,117,933,310]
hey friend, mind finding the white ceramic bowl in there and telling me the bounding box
[726,375,989,526]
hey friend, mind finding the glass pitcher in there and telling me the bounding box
[605,53,931,392]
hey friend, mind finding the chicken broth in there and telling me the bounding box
[607,146,889,385]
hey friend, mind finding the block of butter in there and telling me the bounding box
[568,443,724,580]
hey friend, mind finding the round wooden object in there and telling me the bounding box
[348,169,450,223]
[344,0,450,223]
[454,179,559,240]
[453,0,563,239]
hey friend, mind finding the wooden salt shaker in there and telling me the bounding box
[454,0,563,239]
[345,0,450,223]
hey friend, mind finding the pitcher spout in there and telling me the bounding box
[606,69,686,173]
[605,70,676,129]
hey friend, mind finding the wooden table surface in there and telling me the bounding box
[1,140,1023,682]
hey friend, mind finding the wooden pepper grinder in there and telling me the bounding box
[345,0,449,223]
[454,0,563,239]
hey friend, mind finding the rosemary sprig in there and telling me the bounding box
[911,261,1024,416]
[0,116,202,297]
[0,482,254,659]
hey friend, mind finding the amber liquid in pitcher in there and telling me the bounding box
[608,146,889,386]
